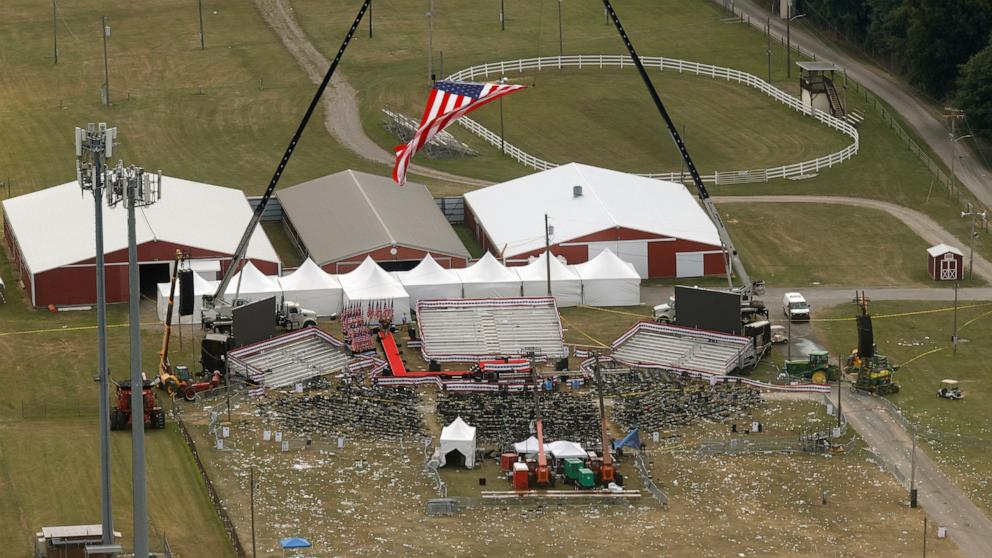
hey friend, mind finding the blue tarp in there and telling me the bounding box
[280,537,312,549]
[612,428,641,451]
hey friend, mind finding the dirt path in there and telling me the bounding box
[765,391,992,558]
[713,195,992,283]
[713,0,992,208]
[253,0,491,188]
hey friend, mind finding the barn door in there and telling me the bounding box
[940,256,957,280]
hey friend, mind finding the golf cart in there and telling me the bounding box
[770,324,788,344]
[937,379,964,400]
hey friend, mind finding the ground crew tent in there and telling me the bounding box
[438,416,477,468]
[546,440,588,459]
[394,253,463,306]
[455,252,521,298]
[337,257,410,322]
[570,249,641,306]
[156,269,214,324]
[223,261,282,302]
[277,258,343,317]
[514,251,582,307]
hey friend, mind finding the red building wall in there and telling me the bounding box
[321,245,468,274]
[26,237,279,307]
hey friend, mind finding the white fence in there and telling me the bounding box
[446,54,859,184]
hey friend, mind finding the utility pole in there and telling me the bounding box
[250,466,257,558]
[545,214,552,296]
[101,17,111,105]
[500,0,505,30]
[369,0,373,38]
[558,1,564,58]
[787,318,792,360]
[836,358,842,428]
[53,0,58,64]
[766,16,771,83]
[923,515,928,557]
[106,163,162,558]
[427,0,434,84]
[910,422,918,508]
[961,206,987,280]
[75,123,119,551]
[952,282,959,354]
[197,0,205,49]
[786,3,791,79]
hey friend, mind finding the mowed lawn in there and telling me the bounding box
[814,301,992,514]
[0,250,230,556]
[722,202,933,287]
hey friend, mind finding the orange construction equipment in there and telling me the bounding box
[593,355,616,485]
[530,366,551,487]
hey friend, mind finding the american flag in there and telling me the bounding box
[393,80,525,185]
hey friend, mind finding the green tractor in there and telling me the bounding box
[784,351,840,385]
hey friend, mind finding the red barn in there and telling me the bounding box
[2,177,281,307]
[464,163,726,278]
[277,170,470,273]
[927,244,964,281]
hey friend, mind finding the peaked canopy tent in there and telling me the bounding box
[337,257,410,322]
[220,261,282,303]
[513,436,586,459]
[437,416,477,468]
[393,253,463,305]
[513,251,582,307]
[454,252,522,298]
[570,249,642,307]
[156,269,214,324]
[277,258,343,317]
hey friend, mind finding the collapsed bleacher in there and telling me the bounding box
[610,322,756,376]
[227,328,351,389]
[416,297,566,362]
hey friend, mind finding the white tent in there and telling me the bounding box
[277,258,343,317]
[156,270,214,324]
[513,437,587,459]
[570,249,642,306]
[437,416,477,468]
[393,253,463,305]
[455,252,522,298]
[223,261,282,302]
[337,257,410,322]
[514,251,582,307]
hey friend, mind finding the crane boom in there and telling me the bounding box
[208,0,372,306]
[593,354,615,483]
[160,250,184,373]
[601,0,764,299]
[530,361,550,485]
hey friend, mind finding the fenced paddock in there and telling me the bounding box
[446,54,859,185]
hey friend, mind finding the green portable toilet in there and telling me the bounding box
[577,468,595,489]
[563,458,583,480]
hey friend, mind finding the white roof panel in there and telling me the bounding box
[463,163,720,257]
[2,177,280,273]
[927,243,963,257]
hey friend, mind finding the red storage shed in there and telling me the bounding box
[463,163,726,278]
[927,244,964,281]
[2,177,281,307]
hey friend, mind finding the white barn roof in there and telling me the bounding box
[464,163,720,256]
[927,243,963,257]
[1,177,280,273]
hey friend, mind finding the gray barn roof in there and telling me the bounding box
[277,170,469,265]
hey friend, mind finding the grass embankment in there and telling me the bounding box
[814,300,992,514]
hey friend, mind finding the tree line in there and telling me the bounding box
[797,0,992,138]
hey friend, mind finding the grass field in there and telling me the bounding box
[724,202,934,287]
[813,300,992,514]
[186,395,960,557]
[0,249,231,556]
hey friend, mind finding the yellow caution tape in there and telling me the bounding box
[959,308,992,331]
[558,314,610,349]
[810,302,992,322]
[898,347,945,368]
[575,304,652,319]
[0,322,159,338]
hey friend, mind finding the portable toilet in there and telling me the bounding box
[512,462,530,491]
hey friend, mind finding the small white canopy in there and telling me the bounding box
[570,249,642,306]
[513,437,587,459]
[337,257,410,322]
[188,259,221,280]
[438,416,477,468]
[277,258,343,317]
[223,261,282,301]
[455,252,522,298]
[514,251,582,307]
[927,243,963,257]
[156,270,214,324]
[394,253,463,305]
